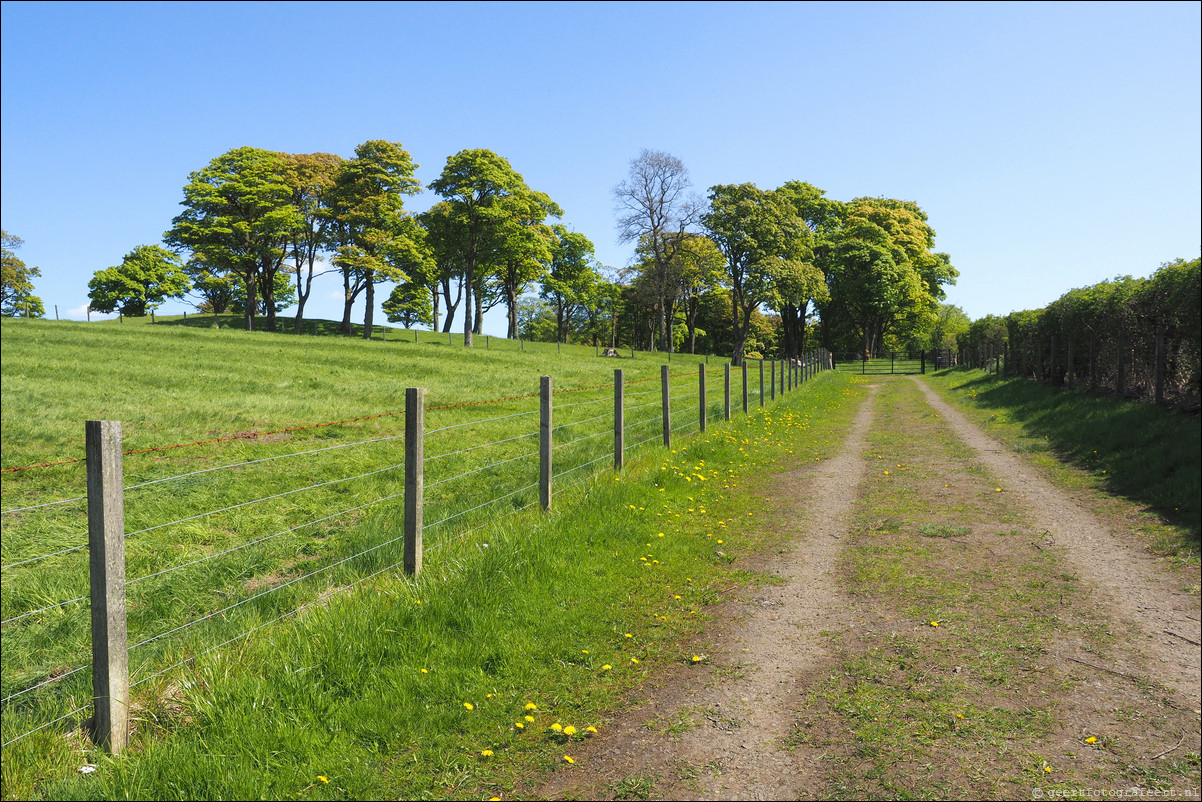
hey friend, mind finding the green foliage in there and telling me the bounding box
[383,278,435,328]
[819,197,956,356]
[327,140,425,337]
[703,183,812,363]
[87,245,190,316]
[165,147,298,331]
[926,303,971,350]
[1002,258,1200,408]
[1,230,44,318]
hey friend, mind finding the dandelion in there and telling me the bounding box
[601,664,612,671]
[551,723,562,731]
[586,726,598,734]
[563,726,577,736]
[929,621,939,628]
[1085,736,1098,744]
[525,715,535,723]
[317,775,329,784]
[515,722,525,729]
[563,755,575,764]
[630,657,640,664]
[421,668,429,674]
[1044,765,1052,773]
[625,633,633,638]
[464,702,474,710]
[480,749,493,758]
[525,702,538,710]
[692,654,703,662]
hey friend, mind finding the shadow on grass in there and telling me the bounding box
[151,314,414,340]
[938,368,1200,542]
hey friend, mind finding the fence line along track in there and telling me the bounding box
[0,353,833,754]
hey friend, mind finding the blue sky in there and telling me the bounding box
[2,1,1198,334]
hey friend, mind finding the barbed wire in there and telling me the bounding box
[424,408,537,437]
[552,428,611,451]
[0,663,90,706]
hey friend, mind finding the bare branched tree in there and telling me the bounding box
[613,149,702,353]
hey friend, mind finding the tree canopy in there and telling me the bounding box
[1,230,44,318]
[88,245,190,316]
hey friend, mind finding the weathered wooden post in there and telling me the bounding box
[724,363,731,422]
[540,376,552,510]
[614,369,624,470]
[661,365,671,448]
[770,360,776,400]
[404,388,424,576]
[759,360,765,407]
[86,420,129,755]
[698,364,707,433]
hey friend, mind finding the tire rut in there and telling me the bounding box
[909,376,1201,705]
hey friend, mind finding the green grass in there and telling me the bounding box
[925,366,1200,557]
[0,316,856,799]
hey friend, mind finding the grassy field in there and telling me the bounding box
[1,315,839,799]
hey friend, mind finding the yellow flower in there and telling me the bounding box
[420,668,428,674]
[464,702,474,710]
[563,726,577,736]
[480,749,493,757]
[1085,736,1098,744]
[630,657,639,664]
[625,633,633,638]
[692,654,703,662]
[995,488,1002,492]
[515,722,525,729]
[563,755,575,764]
[525,702,537,710]
[929,621,939,627]
[525,715,535,723]
[551,723,562,731]
[601,664,612,671]
[586,726,598,733]
[1044,765,1052,773]
[317,776,329,784]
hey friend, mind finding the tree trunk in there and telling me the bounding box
[463,261,474,347]
[363,278,374,340]
[506,282,518,339]
[243,270,256,332]
[431,286,440,333]
[340,269,355,335]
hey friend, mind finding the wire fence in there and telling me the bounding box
[0,353,830,755]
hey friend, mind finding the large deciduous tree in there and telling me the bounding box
[327,140,425,338]
[1,231,44,318]
[613,149,702,353]
[702,184,812,365]
[428,149,552,346]
[282,152,344,333]
[165,147,298,332]
[88,245,190,316]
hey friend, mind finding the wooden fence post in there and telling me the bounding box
[404,388,424,576]
[742,363,749,414]
[540,376,552,510]
[787,358,792,392]
[724,363,731,421]
[770,360,776,400]
[698,364,707,433]
[614,369,624,470]
[86,420,129,755]
[661,365,671,448]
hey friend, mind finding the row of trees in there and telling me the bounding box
[77,145,958,364]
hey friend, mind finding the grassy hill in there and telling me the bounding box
[2,315,846,799]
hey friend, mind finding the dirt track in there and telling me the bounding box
[535,377,1201,801]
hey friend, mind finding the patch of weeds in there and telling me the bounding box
[612,774,656,800]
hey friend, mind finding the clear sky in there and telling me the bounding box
[2,1,1199,334]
